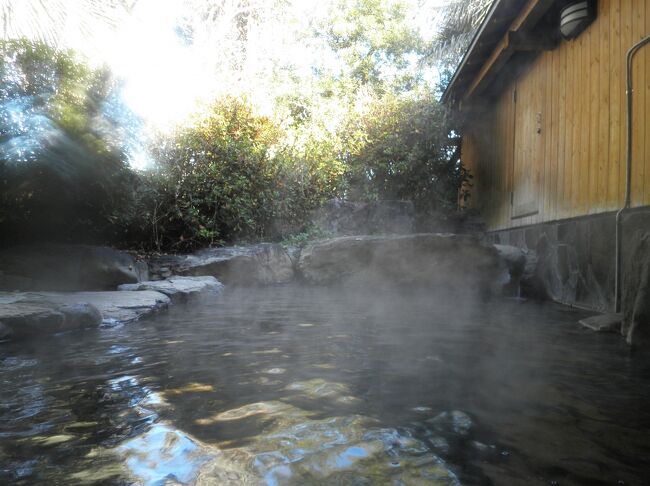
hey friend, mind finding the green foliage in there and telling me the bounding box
[280,225,332,249]
[0,0,477,251]
[322,0,424,93]
[131,99,277,250]
[425,0,493,95]
[0,39,135,245]
[130,97,344,251]
[341,93,467,214]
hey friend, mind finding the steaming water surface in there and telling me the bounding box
[2,285,650,485]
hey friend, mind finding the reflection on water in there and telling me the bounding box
[2,285,650,485]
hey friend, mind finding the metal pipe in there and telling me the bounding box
[614,35,650,313]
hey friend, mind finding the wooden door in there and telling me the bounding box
[511,65,544,219]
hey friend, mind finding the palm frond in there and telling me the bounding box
[0,0,132,49]
[426,0,493,67]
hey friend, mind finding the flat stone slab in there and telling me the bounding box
[579,313,623,333]
[38,291,171,325]
[118,276,223,301]
[1,290,170,331]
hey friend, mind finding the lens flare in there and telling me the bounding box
[99,0,215,130]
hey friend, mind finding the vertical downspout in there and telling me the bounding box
[614,35,650,313]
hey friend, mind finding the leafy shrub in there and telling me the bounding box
[0,38,466,252]
[341,93,468,215]
[130,97,344,251]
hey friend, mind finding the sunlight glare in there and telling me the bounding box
[100,0,214,131]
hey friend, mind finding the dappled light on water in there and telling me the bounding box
[2,286,650,484]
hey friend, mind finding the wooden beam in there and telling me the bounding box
[465,33,515,100]
[509,30,557,51]
[510,0,547,32]
[441,0,512,105]
[463,0,557,102]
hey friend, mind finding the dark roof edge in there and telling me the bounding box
[440,0,505,104]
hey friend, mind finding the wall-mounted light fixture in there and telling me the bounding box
[560,1,597,40]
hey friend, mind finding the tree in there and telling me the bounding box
[341,92,466,214]
[0,1,131,48]
[136,96,345,250]
[0,39,135,244]
[321,0,424,93]
[0,1,480,250]
[425,0,493,95]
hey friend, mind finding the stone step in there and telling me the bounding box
[118,276,223,302]
[579,313,623,333]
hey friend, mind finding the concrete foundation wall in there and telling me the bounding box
[484,208,650,316]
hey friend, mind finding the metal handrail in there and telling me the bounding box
[614,35,650,313]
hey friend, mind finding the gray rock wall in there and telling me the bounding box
[485,212,619,311]
[0,244,148,291]
[621,211,650,346]
[485,208,650,346]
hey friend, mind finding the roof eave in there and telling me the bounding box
[441,0,506,105]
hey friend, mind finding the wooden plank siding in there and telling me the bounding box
[460,0,650,231]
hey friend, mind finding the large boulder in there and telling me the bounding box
[150,244,293,286]
[297,233,499,290]
[494,244,526,296]
[34,291,171,325]
[493,244,542,298]
[118,276,223,302]
[0,293,102,338]
[494,244,527,275]
[0,244,148,291]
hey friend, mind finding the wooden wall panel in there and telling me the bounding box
[632,0,646,206]
[544,51,556,220]
[556,34,567,221]
[619,0,631,206]
[461,0,650,231]
[608,0,622,207]
[597,1,611,214]
[640,3,650,201]
[588,22,599,214]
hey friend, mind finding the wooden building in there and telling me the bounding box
[445,0,650,229]
[444,0,650,325]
